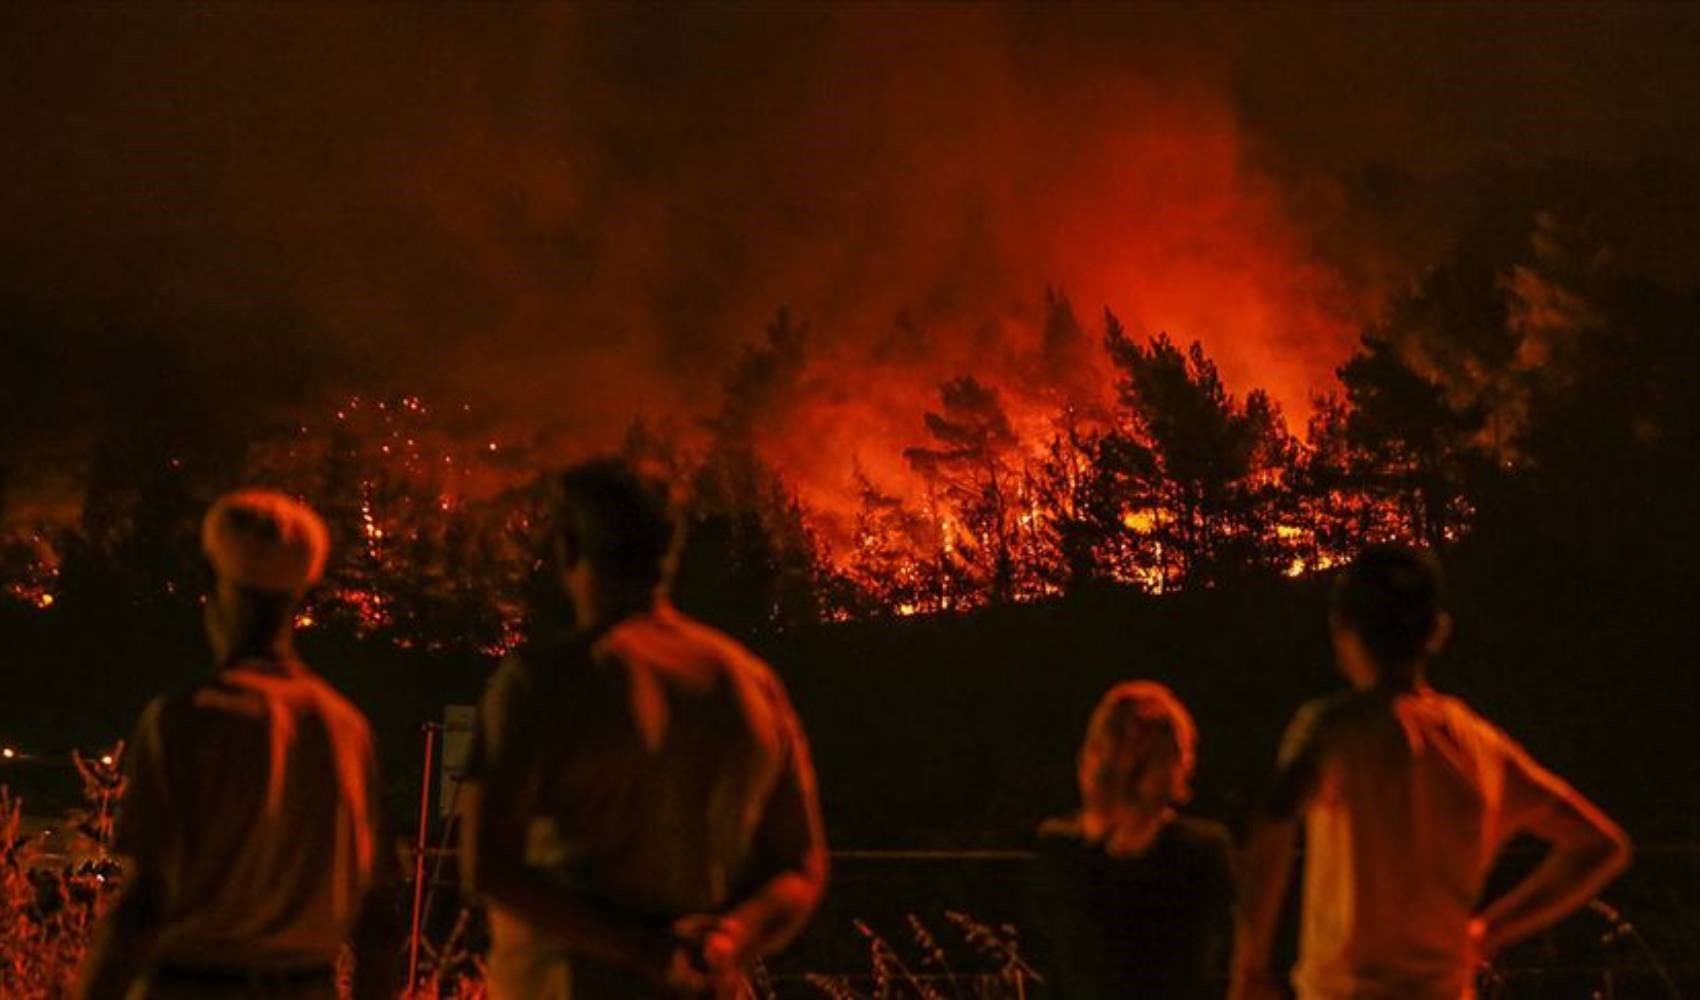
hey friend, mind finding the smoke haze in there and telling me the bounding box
[4,4,1700,519]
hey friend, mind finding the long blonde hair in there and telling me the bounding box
[1078,681,1198,821]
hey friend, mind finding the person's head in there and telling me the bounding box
[551,457,679,622]
[1078,681,1197,827]
[1329,544,1453,691]
[200,490,329,666]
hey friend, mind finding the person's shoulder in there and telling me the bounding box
[1036,812,1087,843]
[1167,816,1234,872]
[170,675,265,722]
[138,677,270,753]
[667,605,761,656]
[1167,816,1234,898]
[1279,690,1399,773]
[130,690,184,748]
[658,606,787,689]
[1424,690,1523,754]
[1427,689,1492,726]
[1034,814,1092,864]
[290,667,374,742]
[1277,690,1356,753]
[1302,689,1395,737]
[1325,688,1385,721]
[510,629,597,670]
[492,631,597,691]
[1169,814,1232,852]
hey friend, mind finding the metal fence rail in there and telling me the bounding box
[407,843,1700,997]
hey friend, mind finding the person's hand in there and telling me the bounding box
[1469,916,1503,964]
[656,945,716,996]
[1468,925,1496,959]
[672,913,750,974]
[636,930,713,996]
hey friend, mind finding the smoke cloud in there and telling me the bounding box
[4,4,1699,522]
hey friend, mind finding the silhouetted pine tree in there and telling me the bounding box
[903,376,1024,605]
[676,309,827,636]
[1102,315,1294,588]
[1336,334,1487,547]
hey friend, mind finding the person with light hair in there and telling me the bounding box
[78,490,395,999]
[1030,681,1235,999]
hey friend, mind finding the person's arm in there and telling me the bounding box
[1023,823,1072,989]
[77,703,171,1000]
[350,753,400,1000]
[349,882,400,1000]
[457,658,695,988]
[1472,739,1631,958]
[678,681,829,972]
[1230,817,1298,1000]
[76,868,165,1000]
[1206,825,1239,979]
[1230,703,1326,1000]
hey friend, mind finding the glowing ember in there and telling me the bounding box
[2,532,62,612]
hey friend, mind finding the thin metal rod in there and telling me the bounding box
[406,723,437,993]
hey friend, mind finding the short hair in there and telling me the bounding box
[1330,544,1450,669]
[1080,681,1198,814]
[553,458,679,592]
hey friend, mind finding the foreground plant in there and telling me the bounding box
[0,746,126,999]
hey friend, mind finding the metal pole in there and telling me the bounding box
[406,723,438,995]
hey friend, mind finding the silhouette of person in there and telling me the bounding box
[459,458,828,999]
[78,490,394,999]
[1231,545,1632,1000]
[1031,681,1234,999]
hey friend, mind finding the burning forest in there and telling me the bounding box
[4,7,1699,651]
[3,218,1693,650]
[4,6,1700,998]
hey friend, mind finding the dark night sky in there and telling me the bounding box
[4,3,1700,518]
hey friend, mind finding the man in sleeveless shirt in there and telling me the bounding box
[1231,545,1631,1000]
[78,490,395,999]
[459,458,828,998]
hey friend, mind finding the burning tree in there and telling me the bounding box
[1330,336,1485,548]
[670,309,834,635]
[1028,406,1116,594]
[677,444,826,636]
[1101,318,1298,589]
[903,376,1026,607]
[244,395,538,655]
[837,470,942,618]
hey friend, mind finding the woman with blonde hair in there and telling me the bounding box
[1031,682,1234,999]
